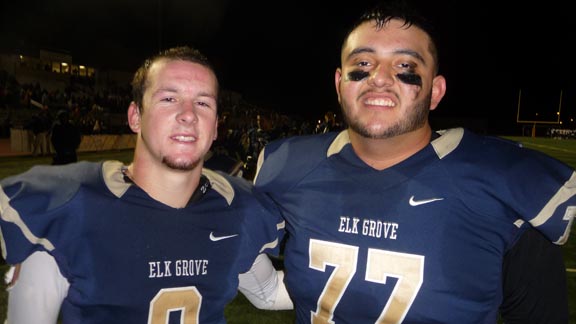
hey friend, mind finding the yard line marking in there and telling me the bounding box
[567,268,576,273]
[521,142,576,154]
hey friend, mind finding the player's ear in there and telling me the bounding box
[429,74,446,111]
[334,68,343,105]
[127,102,141,133]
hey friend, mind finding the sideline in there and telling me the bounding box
[3,131,136,157]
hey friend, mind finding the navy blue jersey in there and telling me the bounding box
[254,127,575,324]
[0,161,284,324]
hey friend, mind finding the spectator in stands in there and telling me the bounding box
[314,110,342,134]
[0,81,6,110]
[27,104,53,156]
[1,108,13,138]
[50,109,82,165]
[1,45,290,323]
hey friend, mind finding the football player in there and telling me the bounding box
[249,2,574,323]
[0,46,290,324]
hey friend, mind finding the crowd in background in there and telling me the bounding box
[0,68,344,175]
[0,68,131,136]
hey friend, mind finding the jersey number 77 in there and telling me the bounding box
[309,239,424,324]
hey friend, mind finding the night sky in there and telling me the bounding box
[1,0,575,128]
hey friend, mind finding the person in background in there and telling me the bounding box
[248,1,574,323]
[27,104,52,156]
[314,110,342,134]
[50,109,82,165]
[0,45,290,324]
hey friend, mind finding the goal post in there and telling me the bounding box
[516,88,563,137]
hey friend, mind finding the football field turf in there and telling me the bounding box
[0,135,573,323]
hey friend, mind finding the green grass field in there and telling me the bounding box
[0,135,574,323]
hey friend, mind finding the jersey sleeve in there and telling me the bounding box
[0,163,97,264]
[202,169,286,271]
[445,131,576,245]
[236,175,286,269]
[499,143,576,245]
[254,131,342,192]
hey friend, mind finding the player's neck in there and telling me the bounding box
[126,160,203,209]
[349,126,432,171]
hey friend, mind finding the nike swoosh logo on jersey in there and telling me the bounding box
[409,196,444,206]
[209,232,239,241]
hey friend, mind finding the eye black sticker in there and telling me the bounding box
[396,73,422,86]
[346,70,422,86]
[347,70,370,81]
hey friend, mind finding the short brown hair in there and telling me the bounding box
[130,46,218,110]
